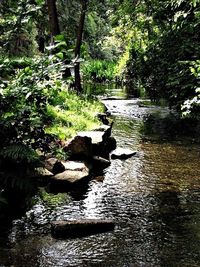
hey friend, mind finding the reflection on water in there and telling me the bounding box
[1,89,200,267]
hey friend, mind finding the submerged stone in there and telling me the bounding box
[111,148,137,160]
[51,219,115,238]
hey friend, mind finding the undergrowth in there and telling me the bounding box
[0,55,104,169]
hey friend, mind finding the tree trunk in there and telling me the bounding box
[46,0,60,39]
[74,0,88,93]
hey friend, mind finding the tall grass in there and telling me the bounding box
[45,90,104,140]
[82,60,116,82]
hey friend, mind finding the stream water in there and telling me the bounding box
[0,87,200,267]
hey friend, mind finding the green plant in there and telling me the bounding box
[125,0,200,115]
[181,61,200,118]
[82,59,116,82]
[0,54,66,168]
[0,0,41,57]
[0,52,104,166]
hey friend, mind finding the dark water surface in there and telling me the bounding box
[1,89,200,267]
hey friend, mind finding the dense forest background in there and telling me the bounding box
[0,0,200,187]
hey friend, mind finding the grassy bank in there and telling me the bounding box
[45,90,104,140]
[0,55,104,166]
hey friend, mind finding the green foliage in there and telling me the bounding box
[0,57,33,80]
[181,61,200,118]
[0,0,42,56]
[0,53,104,165]
[45,91,103,139]
[0,144,40,165]
[125,0,200,117]
[141,112,200,142]
[82,60,116,82]
[1,55,64,147]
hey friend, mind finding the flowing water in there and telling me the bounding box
[0,88,200,267]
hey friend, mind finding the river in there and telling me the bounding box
[0,87,200,267]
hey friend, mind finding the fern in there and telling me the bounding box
[0,144,40,166]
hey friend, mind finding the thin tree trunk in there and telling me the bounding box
[74,0,88,93]
[46,0,60,39]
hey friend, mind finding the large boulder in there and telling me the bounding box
[34,167,53,177]
[63,123,114,160]
[78,130,106,145]
[78,128,116,158]
[27,167,53,186]
[51,219,115,238]
[63,135,93,160]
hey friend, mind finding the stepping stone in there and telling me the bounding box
[46,158,89,175]
[63,135,93,159]
[61,161,89,172]
[111,148,137,159]
[51,168,89,184]
[51,219,115,238]
[93,124,112,138]
[78,130,106,145]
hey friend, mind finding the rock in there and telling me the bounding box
[45,158,89,175]
[94,175,105,182]
[52,161,65,174]
[77,131,107,157]
[92,156,111,171]
[45,157,58,172]
[94,137,117,158]
[61,161,89,172]
[77,130,116,158]
[52,168,89,185]
[93,124,113,139]
[63,135,93,160]
[78,131,106,145]
[35,167,53,177]
[97,113,110,125]
[111,148,137,160]
[105,137,117,152]
[51,219,115,238]
[29,167,53,185]
[50,161,90,188]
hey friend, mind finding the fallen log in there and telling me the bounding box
[51,219,115,238]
